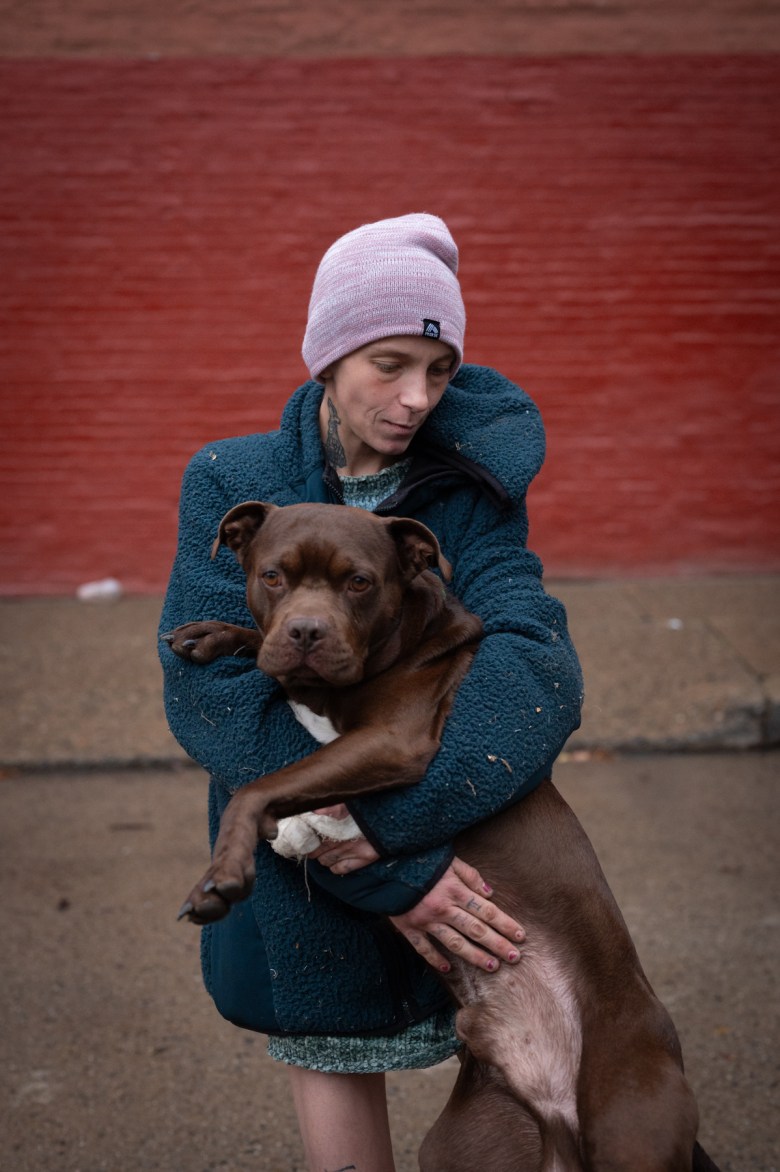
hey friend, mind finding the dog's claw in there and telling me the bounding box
[177,900,194,921]
[160,632,175,644]
[202,878,217,893]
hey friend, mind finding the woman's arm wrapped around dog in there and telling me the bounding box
[345,490,584,857]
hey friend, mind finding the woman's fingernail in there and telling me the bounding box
[515,930,525,941]
[483,883,493,895]
[508,950,519,962]
[485,958,497,971]
[440,962,451,973]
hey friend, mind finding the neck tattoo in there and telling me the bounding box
[324,397,347,469]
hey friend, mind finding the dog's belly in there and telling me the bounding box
[451,935,582,1141]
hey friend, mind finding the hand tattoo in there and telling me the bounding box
[324,397,347,469]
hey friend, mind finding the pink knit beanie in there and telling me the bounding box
[302,213,466,382]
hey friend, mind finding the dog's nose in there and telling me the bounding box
[286,616,326,652]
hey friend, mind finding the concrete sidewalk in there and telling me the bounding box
[1,753,778,1171]
[1,575,778,769]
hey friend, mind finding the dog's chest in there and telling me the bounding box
[287,700,340,745]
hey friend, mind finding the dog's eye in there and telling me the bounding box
[261,570,282,587]
[348,575,371,593]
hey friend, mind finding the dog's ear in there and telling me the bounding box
[211,501,277,565]
[385,518,452,583]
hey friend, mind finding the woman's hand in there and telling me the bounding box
[306,817,525,973]
[390,856,525,974]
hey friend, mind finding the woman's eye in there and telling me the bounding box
[348,576,371,593]
[262,570,282,587]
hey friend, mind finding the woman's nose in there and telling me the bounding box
[396,371,429,412]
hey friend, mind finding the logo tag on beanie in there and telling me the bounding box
[422,319,441,339]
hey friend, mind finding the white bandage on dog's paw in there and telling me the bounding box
[271,816,322,859]
[271,812,363,861]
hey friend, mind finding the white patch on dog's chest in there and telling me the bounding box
[287,700,340,745]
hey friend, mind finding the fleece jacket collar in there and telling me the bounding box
[283,363,540,513]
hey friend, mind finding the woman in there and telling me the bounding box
[160,213,583,1170]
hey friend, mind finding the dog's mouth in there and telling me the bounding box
[278,664,365,691]
[282,663,329,686]
[259,645,364,689]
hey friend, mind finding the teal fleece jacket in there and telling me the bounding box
[159,365,583,1036]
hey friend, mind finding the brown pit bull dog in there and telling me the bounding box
[164,500,719,1172]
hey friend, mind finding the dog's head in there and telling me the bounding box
[212,501,450,690]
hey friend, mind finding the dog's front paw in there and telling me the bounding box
[161,621,258,664]
[177,790,279,924]
[177,857,255,924]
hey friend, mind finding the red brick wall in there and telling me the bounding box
[1,54,778,593]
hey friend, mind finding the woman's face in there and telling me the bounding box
[318,335,455,477]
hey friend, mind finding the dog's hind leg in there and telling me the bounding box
[578,1048,699,1172]
[419,1053,543,1172]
